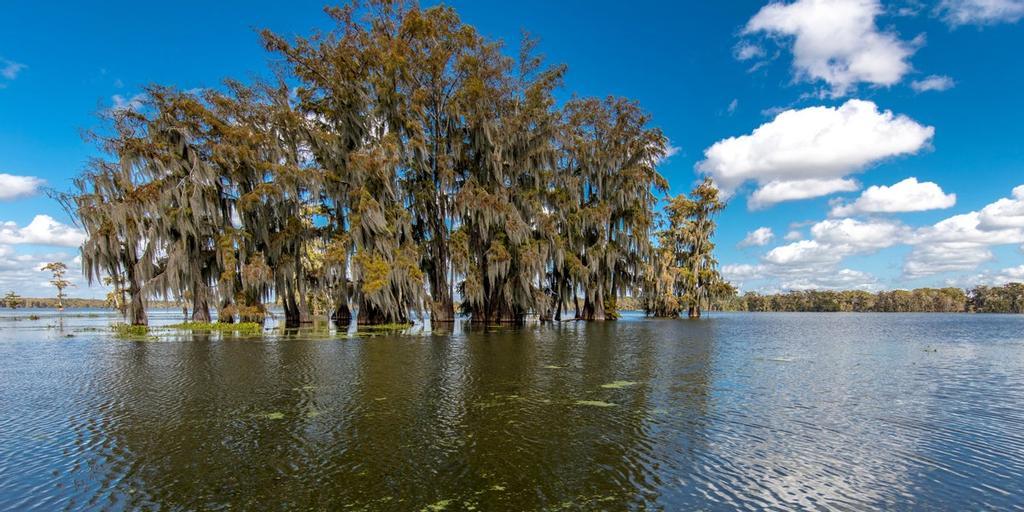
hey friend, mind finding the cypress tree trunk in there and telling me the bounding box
[126,266,147,326]
[191,284,211,323]
[429,237,455,324]
[334,300,352,327]
[688,306,701,319]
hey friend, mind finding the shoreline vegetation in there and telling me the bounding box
[6,281,1024,315]
[53,0,731,328]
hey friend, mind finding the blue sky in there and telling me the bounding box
[1,0,1023,297]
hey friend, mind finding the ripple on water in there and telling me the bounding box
[0,311,1023,510]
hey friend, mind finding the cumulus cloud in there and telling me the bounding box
[829,177,956,217]
[0,215,87,247]
[728,184,1024,288]
[697,99,934,209]
[0,244,93,298]
[723,218,904,291]
[742,0,919,96]
[936,0,1024,26]
[977,185,1024,229]
[0,173,45,200]
[740,227,775,247]
[784,230,803,241]
[903,185,1024,277]
[910,75,956,93]
[722,262,880,291]
[750,178,860,209]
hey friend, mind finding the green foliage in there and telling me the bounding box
[725,284,1024,313]
[63,1,680,327]
[111,323,150,337]
[1,291,23,309]
[644,178,730,318]
[40,262,72,310]
[167,322,264,334]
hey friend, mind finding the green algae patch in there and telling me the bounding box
[112,323,149,337]
[264,412,285,420]
[167,321,263,334]
[575,400,616,408]
[490,484,506,491]
[359,322,413,331]
[600,380,638,389]
[422,499,451,511]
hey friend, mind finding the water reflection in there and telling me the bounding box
[0,310,1022,510]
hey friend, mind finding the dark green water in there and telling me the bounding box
[1,310,1023,511]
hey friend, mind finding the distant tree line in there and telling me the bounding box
[719,284,1024,313]
[58,1,729,327]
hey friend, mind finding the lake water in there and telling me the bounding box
[1,310,1023,511]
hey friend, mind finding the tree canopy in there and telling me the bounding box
[63,0,729,326]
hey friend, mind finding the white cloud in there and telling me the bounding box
[740,227,775,247]
[904,242,995,277]
[910,75,955,92]
[784,229,803,241]
[829,177,956,216]
[0,244,95,298]
[977,185,1024,229]
[749,178,860,209]
[937,0,1024,26]
[1,58,26,80]
[0,215,87,247]
[0,173,45,200]
[724,217,905,291]
[735,42,766,61]
[727,98,739,115]
[654,143,681,165]
[697,99,934,209]
[110,93,146,113]
[780,268,879,290]
[727,184,1024,288]
[743,0,918,96]
[903,186,1024,277]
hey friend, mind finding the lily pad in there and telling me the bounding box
[600,380,637,389]
[575,400,617,408]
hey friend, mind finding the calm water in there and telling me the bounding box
[1,310,1023,511]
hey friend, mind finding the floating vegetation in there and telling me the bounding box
[306,410,321,418]
[575,400,617,408]
[264,412,285,420]
[359,322,413,332]
[490,485,506,492]
[543,365,565,369]
[112,323,150,338]
[167,322,263,334]
[600,380,638,389]
[422,499,451,511]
